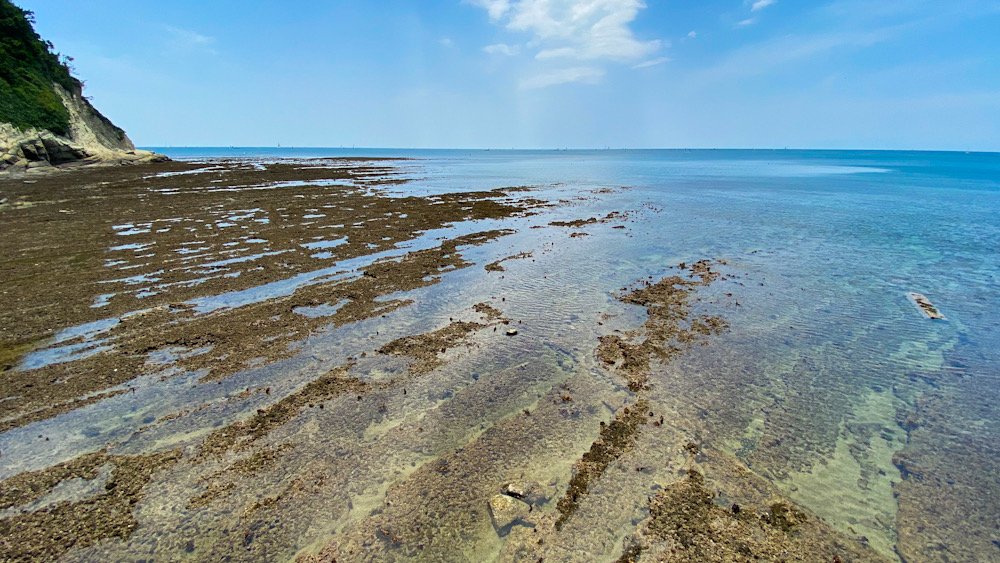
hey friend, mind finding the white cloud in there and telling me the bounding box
[164,25,216,53]
[751,0,777,11]
[687,30,697,38]
[632,56,670,69]
[484,43,520,55]
[520,66,605,89]
[473,1,664,88]
[468,0,513,20]
[474,0,660,62]
[440,37,455,48]
[737,18,757,27]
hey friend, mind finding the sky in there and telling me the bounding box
[17,0,1000,150]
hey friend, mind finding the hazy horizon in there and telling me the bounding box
[143,146,999,154]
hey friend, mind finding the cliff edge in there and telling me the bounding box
[0,1,167,174]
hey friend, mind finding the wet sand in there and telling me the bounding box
[0,158,888,561]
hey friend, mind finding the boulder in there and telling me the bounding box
[501,479,547,506]
[488,494,531,535]
[19,139,46,161]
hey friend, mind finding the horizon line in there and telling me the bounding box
[139,146,999,155]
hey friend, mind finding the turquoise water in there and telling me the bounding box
[13,149,1000,560]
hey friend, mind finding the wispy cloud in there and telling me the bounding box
[439,37,455,48]
[686,28,900,88]
[520,66,605,89]
[751,0,777,12]
[484,43,520,56]
[504,0,659,61]
[632,56,670,69]
[469,0,513,21]
[164,25,216,54]
[472,0,661,87]
[687,30,697,39]
[736,18,757,27]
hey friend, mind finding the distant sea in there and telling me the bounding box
[140,147,1000,558]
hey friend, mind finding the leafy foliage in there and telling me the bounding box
[0,0,80,135]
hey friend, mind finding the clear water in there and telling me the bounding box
[12,149,1000,561]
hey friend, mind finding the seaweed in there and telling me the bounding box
[554,399,649,529]
[596,260,729,392]
[0,450,181,561]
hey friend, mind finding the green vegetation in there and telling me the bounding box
[0,0,79,135]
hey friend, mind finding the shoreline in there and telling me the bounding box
[0,157,919,561]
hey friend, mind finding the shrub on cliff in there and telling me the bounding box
[0,0,80,135]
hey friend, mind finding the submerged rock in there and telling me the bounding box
[501,479,547,506]
[488,494,531,534]
[907,292,946,320]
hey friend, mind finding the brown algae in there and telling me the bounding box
[621,469,876,562]
[197,364,367,459]
[0,155,544,432]
[0,450,180,562]
[0,157,914,563]
[484,251,533,272]
[596,260,729,391]
[555,398,649,529]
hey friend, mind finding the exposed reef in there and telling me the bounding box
[596,260,729,391]
[0,450,180,561]
[0,159,544,432]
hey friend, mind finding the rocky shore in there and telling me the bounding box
[0,85,167,175]
[0,158,891,562]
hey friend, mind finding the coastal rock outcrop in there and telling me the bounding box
[0,85,167,174]
[0,0,167,174]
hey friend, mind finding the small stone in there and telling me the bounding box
[506,329,518,336]
[502,479,546,505]
[488,494,530,534]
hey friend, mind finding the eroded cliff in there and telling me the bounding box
[0,1,167,173]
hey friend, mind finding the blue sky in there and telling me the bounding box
[18,0,1000,150]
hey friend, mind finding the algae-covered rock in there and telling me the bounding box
[488,494,531,534]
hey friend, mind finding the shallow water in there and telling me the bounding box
[6,149,1000,561]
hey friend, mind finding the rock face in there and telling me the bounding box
[0,83,167,174]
